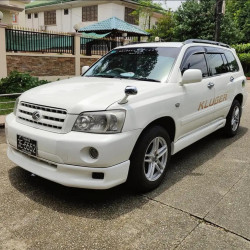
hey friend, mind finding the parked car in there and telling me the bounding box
[5,39,248,192]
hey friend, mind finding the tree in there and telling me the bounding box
[226,0,250,43]
[173,0,242,44]
[147,11,175,41]
[173,0,214,41]
[132,0,165,30]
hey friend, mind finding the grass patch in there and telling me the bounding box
[0,96,16,115]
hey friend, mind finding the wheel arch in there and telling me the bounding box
[233,93,243,106]
[135,116,176,145]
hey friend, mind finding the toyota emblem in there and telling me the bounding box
[32,111,42,121]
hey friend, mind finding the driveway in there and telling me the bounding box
[0,83,249,250]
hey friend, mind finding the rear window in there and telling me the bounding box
[206,53,228,76]
[224,51,239,72]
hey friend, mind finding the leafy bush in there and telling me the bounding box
[238,53,250,76]
[0,71,49,95]
[238,53,250,64]
[232,44,250,53]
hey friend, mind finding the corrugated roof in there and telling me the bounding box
[81,32,110,39]
[26,0,75,9]
[79,17,149,36]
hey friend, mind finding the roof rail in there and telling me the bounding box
[184,39,230,48]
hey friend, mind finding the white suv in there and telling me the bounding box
[5,39,248,192]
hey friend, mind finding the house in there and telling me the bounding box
[0,0,31,27]
[25,0,163,33]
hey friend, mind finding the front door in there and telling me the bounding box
[177,48,215,140]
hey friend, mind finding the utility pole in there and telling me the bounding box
[215,0,224,41]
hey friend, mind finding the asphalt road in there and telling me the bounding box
[0,83,250,250]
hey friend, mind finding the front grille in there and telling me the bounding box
[17,102,67,132]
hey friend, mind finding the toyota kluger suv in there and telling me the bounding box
[5,39,248,192]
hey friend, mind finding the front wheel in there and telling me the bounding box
[224,100,241,137]
[127,126,171,192]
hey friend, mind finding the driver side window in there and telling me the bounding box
[181,53,209,78]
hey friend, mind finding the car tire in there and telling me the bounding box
[127,126,171,193]
[224,100,241,137]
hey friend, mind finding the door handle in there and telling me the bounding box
[207,82,214,89]
[230,76,234,82]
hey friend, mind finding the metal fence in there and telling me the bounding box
[6,29,75,54]
[80,37,124,56]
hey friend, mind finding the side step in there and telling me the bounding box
[172,119,226,155]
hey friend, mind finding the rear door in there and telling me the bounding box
[205,48,240,120]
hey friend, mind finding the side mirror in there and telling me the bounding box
[82,66,90,75]
[181,69,202,85]
[119,86,138,104]
[125,86,138,95]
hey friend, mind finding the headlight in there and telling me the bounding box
[72,110,126,133]
[13,97,19,116]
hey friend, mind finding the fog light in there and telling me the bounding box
[89,147,98,159]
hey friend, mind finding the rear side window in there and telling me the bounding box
[224,51,239,72]
[206,53,228,76]
[181,53,208,77]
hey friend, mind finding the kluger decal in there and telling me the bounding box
[198,94,227,111]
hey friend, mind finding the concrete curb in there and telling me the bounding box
[0,115,5,129]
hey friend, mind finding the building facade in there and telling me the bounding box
[0,0,30,27]
[25,0,162,33]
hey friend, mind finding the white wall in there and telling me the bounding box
[98,3,125,21]
[25,2,159,32]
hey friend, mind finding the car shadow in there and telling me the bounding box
[8,126,248,219]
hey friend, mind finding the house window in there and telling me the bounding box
[82,5,98,22]
[64,9,69,15]
[44,10,56,25]
[27,13,31,19]
[125,7,138,25]
[34,13,38,18]
[12,14,18,24]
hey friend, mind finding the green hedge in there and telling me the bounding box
[238,53,250,76]
[0,71,49,95]
[232,43,250,54]
[232,44,250,76]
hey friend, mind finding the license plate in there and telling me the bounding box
[17,135,37,156]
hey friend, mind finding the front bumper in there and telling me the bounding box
[8,146,130,189]
[6,113,142,189]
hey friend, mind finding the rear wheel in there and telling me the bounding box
[224,100,241,137]
[127,126,171,192]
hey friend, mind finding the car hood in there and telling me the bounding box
[20,76,162,114]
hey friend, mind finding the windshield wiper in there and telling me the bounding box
[115,75,161,82]
[86,75,160,82]
[132,77,161,82]
[86,74,116,78]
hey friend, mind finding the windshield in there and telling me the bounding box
[84,47,181,82]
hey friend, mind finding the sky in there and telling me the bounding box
[154,0,187,11]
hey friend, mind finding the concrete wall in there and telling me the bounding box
[0,0,28,27]
[6,54,75,76]
[6,53,100,77]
